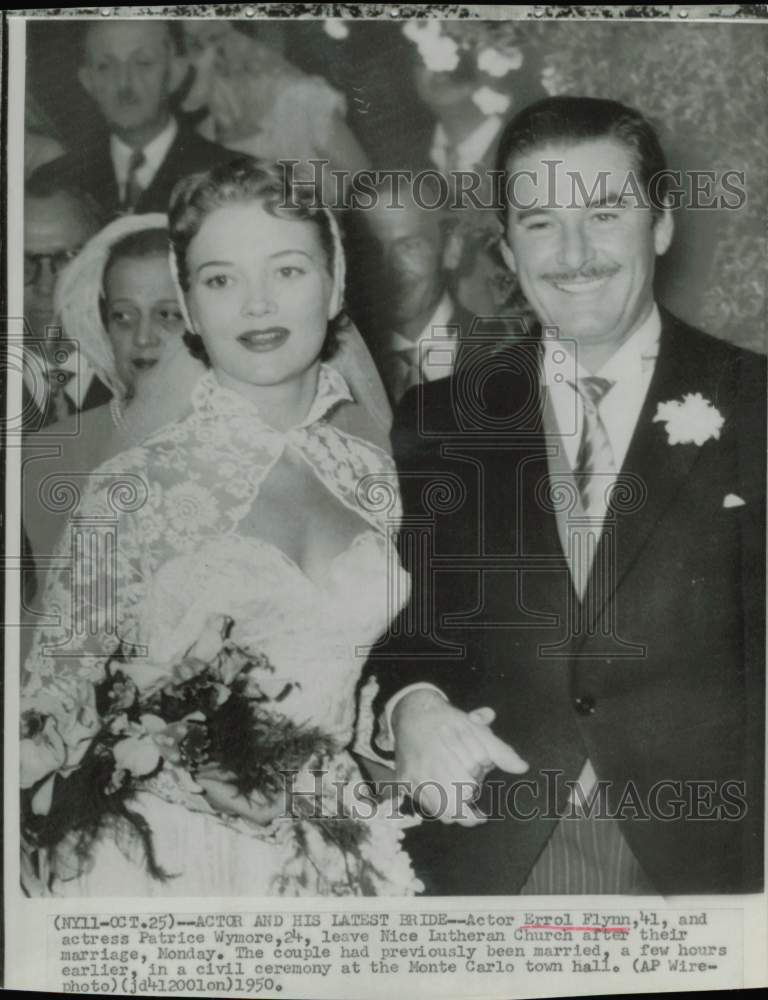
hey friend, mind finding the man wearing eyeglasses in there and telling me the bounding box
[23,171,108,429]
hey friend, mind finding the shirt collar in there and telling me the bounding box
[191,363,354,431]
[110,117,178,184]
[389,292,455,355]
[542,304,661,388]
[23,349,96,411]
[430,117,502,172]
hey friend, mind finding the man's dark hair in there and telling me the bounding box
[495,96,669,221]
[25,163,105,233]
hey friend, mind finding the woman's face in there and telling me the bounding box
[104,254,185,391]
[184,201,333,389]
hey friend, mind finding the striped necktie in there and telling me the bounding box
[121,149,147,213]
[569,376,615,515]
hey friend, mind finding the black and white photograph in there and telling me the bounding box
[3,4,767,997]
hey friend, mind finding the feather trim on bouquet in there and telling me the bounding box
[20,614,364,889]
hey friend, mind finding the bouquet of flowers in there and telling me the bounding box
[21,615,345,887]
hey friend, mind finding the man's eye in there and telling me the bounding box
[276,266,306,279]
[204,274,232,289]
[522,219,552,232]
[593,211,620,223]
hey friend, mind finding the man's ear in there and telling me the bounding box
[653,206,674,257]
[78,65,95,100]
[499,238,517,275]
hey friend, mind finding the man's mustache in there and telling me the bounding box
[542,266,620,282]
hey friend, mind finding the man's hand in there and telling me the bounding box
[392,689,528,827]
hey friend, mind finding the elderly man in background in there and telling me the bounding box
[23,170,107,429]
[38,19,233,218]
[364,180,474,405]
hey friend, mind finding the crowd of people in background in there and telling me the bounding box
[20,16,535,611]
[23,18,529,438]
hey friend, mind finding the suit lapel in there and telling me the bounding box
[488,342,573,610]
[88,141,120,217]
[582,314,732,633]
[140,129,185,212]
[82,375,113,412]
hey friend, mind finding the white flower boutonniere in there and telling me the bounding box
[653,393,725,446]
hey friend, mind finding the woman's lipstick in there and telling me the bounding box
[132,358,159,371]
[236,327,290,352]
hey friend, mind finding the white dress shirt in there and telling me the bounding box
[541,305,661,798]
[388,292,459,384]
[429,116,502,173]
[24,348,99,417]
[111,117,178,203]
[382,305,663,755]
[542,305,661,479]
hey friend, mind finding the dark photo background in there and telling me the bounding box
[26,16,767,354]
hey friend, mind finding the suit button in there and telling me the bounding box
[574,695,596,715]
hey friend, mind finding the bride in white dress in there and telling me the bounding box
[21,157,421,897]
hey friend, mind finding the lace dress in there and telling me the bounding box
[22,366,421,897]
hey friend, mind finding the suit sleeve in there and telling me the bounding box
[367,383,484,732]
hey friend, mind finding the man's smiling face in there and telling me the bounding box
[504,138,673,353]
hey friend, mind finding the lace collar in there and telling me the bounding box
[190,363,354,431]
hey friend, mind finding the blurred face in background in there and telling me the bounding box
[24,192,96,359]
[180,21,237,114]
[368,193,447,331]
[415,63,478,113]
[103,253,186,393]
[79,21,181,142]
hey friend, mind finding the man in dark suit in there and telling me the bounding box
[23,170,110,430]
[37,20,233,220]
[407,51,545,321]
[369,96,765,895]
[362,178,476,405]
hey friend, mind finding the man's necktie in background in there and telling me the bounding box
[45,367,77,424]
[121,149,147,213]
